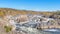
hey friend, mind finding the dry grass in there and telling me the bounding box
[0,8,55,17]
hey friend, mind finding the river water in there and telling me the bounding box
[13,15,60,34]
[44,29,60,34]
[45,31,60,34]
[15,23,60,34]
[15,21,60,34]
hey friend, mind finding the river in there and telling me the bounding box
[11,15,60,34]
[44,28,60,34]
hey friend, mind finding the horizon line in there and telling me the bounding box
[0,7,60,12]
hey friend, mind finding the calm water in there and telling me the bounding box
[44,29,60,34]
[44,31,60,34]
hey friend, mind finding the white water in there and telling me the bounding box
[7,15,56,34]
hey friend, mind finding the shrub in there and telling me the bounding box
[4,26,12,32]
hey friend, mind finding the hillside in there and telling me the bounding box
[0,8,55,17]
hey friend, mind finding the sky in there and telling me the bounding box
[0,0,60,11]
